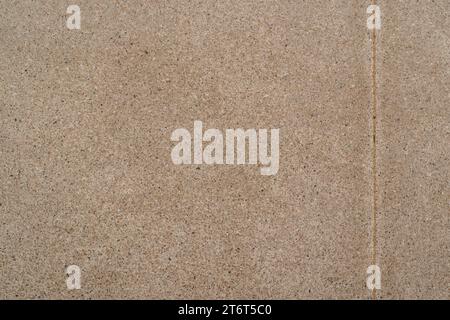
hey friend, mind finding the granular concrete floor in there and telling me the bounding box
[0,0,448,299]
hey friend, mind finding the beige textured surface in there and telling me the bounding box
[377,0,449,299]
[0,0,447,299]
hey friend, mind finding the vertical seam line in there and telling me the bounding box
[370,0,379,301]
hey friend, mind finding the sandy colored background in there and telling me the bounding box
[0,0,448,299]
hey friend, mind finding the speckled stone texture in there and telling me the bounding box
[377,0,449,299]
[0,0,447,300]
